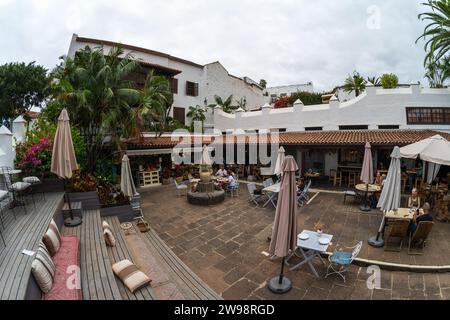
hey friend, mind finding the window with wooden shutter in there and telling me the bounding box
[186,81,199,96]
[170,78,178,94]
[173,107,185,125]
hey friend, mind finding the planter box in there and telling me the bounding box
[67,191,101,210]
[100,204,136,223]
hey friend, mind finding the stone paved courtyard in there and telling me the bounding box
[140,184,450,300]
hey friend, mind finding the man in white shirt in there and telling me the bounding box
[216,166,228,177]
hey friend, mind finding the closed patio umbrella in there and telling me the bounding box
[360,142,374,212]
[368,146,402,247]
[51,109,81,227]
[273,146,285,177]
[121,154,137,200]
[268,156,298,293]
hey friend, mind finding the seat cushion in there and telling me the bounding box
[23,176,41,184]
[42,220,62,256]
[11,181,31,191]
[0,190,8,200]
[31,242,55,294]
[44,236,82,300]
[104,228,116,247]
[112,259,151,293]
[331,251,353,266]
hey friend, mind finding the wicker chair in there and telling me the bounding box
[384,220,410,252]
[408,221,434,255]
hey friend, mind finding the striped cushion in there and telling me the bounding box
[23,176,41,184]
[102,220,112,231]
[31,242,55,293]
[103,228,116,247]
[112,259,151,293]
[42,220,61,256]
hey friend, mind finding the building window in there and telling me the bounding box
[406,107,450,124]
[305,127,323,131]
[378,125,399,130]
[270,128,286,133]
[186,81,199,96]
[173,107,185,125]
[339,125,368,130]
[170,78,178,94]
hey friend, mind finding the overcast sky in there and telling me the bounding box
[0,0,429,91]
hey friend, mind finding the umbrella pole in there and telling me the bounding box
[368,214,386,247]
[360,184,371,212]
[63,179,82,228]
[268,257,292,294]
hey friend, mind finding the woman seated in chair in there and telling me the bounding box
[215,165,228,178]
[409,203,433,235]
[408,188,421,209]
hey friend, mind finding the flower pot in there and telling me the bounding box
[200,171,211,183]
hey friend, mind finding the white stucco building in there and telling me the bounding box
[68,34,266,125]
[212,83,450,133]
[265,83,314,103]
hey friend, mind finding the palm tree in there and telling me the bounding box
[366,76,380,86]
[186,105,206,132]
[343,71,366,97]
[51,45,171,173]
[425,56,450,87]
[214,94,234,113]
[416,0,450,65]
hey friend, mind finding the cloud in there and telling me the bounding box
[0,0,428,90]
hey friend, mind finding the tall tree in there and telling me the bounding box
[0,62,48,122]
[186,105,206,132]
[259,79,267,88]
[343,71,366,97]
[425,56,450,87]
[416,0,450,65]
[51,45,170,173]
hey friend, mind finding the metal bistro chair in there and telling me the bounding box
[23,175,45,201]
[1,167,34,214]
[325,241,363,282]
[298,179,312,207]
[174,180,188,196]
[247,183,263,205]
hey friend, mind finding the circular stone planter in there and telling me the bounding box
[187,190,225,206]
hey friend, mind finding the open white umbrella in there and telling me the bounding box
[360,142,374,212]
[121,154,137,200]
[368,146,402,247]
[201,145,212,166]
[400,135,450,166]
[273,146,285,176]
[51,109,81,227]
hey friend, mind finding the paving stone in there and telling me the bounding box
[222,279,259,300]
[303,286,330,300]
[372,289,392,300]
[424,274,441,295]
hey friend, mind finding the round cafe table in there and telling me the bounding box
[355,184,381,212]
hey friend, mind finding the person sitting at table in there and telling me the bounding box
[296,178,305,196]
[215,165,228,177]
[375,171,383,186]
[408,202,433,235]
[408,188,421,208]
[226,171,237,191]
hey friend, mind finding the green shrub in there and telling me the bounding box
[380,73,399,89]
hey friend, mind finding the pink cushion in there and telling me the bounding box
[44,236,82,300]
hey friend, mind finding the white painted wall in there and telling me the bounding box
[324,150,338,176]
[68,35,266,124]
[213,84,450,132]
[0,126,14,168]
[266,83,314,98]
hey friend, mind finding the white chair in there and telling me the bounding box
[174,180,188,196]
[325,241,363,282]
[247,183,263,205]
[297,180,312,206]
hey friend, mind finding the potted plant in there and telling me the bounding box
[314,222,325,236]
[161,168,171,185]
[199,164,211,183]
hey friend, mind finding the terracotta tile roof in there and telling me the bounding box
[126,130,450,149]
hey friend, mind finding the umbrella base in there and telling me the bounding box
[360,204,371,212]
[64,216,82,227]
[368,235,384,248]
[268,276,292,294]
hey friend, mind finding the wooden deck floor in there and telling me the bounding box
[0,193,64,300]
